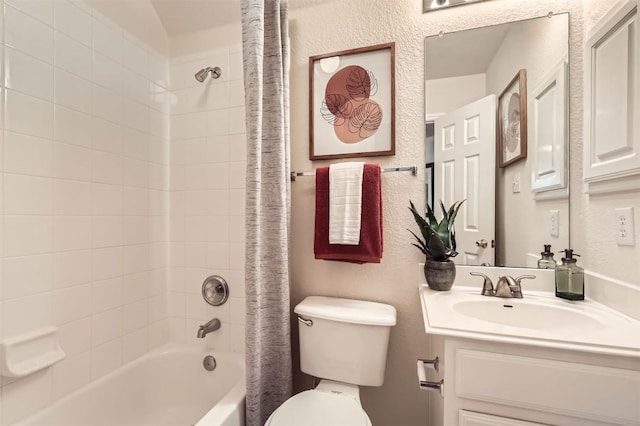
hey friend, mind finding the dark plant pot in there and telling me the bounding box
[424,259,456,291]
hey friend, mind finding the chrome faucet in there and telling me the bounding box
[197,318,221,338]
[470,272,495,296]
[494,275,536,298]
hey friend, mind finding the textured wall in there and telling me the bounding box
[289,1,584,424]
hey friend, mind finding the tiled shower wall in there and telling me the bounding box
[168,46,246,352]
[0,1,171,423]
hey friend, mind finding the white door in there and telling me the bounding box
[434,94,496,265]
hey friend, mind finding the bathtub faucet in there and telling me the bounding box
[197,318,221,338]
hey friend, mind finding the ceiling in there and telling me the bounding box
[150,0,241,37]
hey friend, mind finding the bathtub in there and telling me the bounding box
[17,344,245,426]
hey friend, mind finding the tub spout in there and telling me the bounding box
[197,318,221,338]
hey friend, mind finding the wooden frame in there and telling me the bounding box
[309,43,395,161]
[498,69,527,167]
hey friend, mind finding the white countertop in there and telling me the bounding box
[419,284,640,358]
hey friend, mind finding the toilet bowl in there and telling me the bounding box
[266,296,396,426]
[265,380,371,426]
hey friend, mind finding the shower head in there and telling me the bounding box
[195,66,222,82]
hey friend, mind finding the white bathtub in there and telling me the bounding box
[17,344,245,426]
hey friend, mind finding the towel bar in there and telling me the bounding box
[290,165,417,181]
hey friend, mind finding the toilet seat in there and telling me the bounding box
[265,389,372,426]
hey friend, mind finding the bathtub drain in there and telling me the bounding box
[203,355,217,371]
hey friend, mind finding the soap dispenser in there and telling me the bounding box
[537,244,557,269]
[555,249,584,300]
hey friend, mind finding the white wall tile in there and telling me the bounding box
[5,47,54,101]
[92,16,122,64]
[4,174,53,215]
[123,271,149,303]
[92,150,123,185]
[229,189,245,216]
[53,284,91,325]
[185,216,213,243]
[149,243,168,270]
[3,291,53,338]
[123,158,148,188]
[148,319,169,349]
[54,31,92,78]
[122,98,149,133]
[4,4,53,63]
[228,134,246,162]
[148,293,167,323]
[123,299,148,333]
[228,79,245,107]
[92,277,123,314]
[57,317,91,356]
[53,250,92,289]
[171,112,207,140]
[184,242,207,268]
[124,244,149,275]
[92,52,122,93]
[91,117,123,154]
[229,215,245,244]
[149,107,169,138]
[54,69,92,113]
[53,216,92,252]
[206,109,229,136]
[54,1,91,46]
[122,34,148,76]
[4,216,53,257]
[92,216,123,248]
[123,216,149,246]
[92,183,123,216]
[210,216,230,243]
[229,296,245,325]
[228,107,246,135]
[5,89,54,139]
[5,0,53,25]
[229,323,245,353]
[3,254,53,300]
[54,106,92,147]
[92,307,123,346]
[122,327,148,363]
[53,179,92,216]
[0,369,52,425]
[229,242,244,271]
[228,161,246,189]
[53,142,92,181]
[148,53,168,88]
[123,187,149,216]
[3,131,53,176]
[122,68,148,105]
[92,247,123,281]
[91,84,122,124]
[52,352,91,400]
[91,337,122,379]
[185,293,207,320]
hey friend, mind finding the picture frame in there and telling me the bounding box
[498,69,527,167]
[309,43,395,160]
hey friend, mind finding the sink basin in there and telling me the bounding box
[452,298,605,331]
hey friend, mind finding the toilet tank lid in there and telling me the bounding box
[294,296,397,326]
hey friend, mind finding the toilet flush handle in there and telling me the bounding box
[297,315,313,327]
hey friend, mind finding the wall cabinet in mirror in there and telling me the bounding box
[424,13,570,268]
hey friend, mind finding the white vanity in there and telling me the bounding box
[418,266,640,426]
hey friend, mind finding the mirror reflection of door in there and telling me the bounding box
[433,95,496,266]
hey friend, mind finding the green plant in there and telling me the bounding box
[408,200,465,262]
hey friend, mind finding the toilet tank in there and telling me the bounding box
[294,296,396,387]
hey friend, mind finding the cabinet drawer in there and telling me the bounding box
[459,410,548,426]
[456,349,640,425]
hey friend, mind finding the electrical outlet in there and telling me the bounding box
[550,210,559,237]
[615,207,635,246]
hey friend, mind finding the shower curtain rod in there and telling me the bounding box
[290,165,417,182]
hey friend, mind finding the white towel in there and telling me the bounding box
[329,162,364,245]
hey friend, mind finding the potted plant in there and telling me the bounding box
[408,199,465,291]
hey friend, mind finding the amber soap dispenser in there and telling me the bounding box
[555,249,584,300]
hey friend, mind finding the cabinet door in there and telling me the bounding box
[459,410,549,426]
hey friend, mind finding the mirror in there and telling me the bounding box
[424,13,570,268]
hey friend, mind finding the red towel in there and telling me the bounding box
[314,164,383,263]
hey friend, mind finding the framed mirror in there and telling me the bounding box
[424,13,570,268]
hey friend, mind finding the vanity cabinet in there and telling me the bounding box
[436,338,640,426]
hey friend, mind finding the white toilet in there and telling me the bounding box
[266,296,397,426]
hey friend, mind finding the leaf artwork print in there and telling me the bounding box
[322,65,383,144]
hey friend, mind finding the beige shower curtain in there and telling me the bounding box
[241,1,291,425]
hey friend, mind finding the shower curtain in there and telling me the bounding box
[241,1,291,425]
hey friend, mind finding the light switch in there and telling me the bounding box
[512,173,521,193]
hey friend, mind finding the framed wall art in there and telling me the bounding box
[498,69,527,167]
[309,42,395,160]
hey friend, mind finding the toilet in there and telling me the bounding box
[266,296,397,426]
